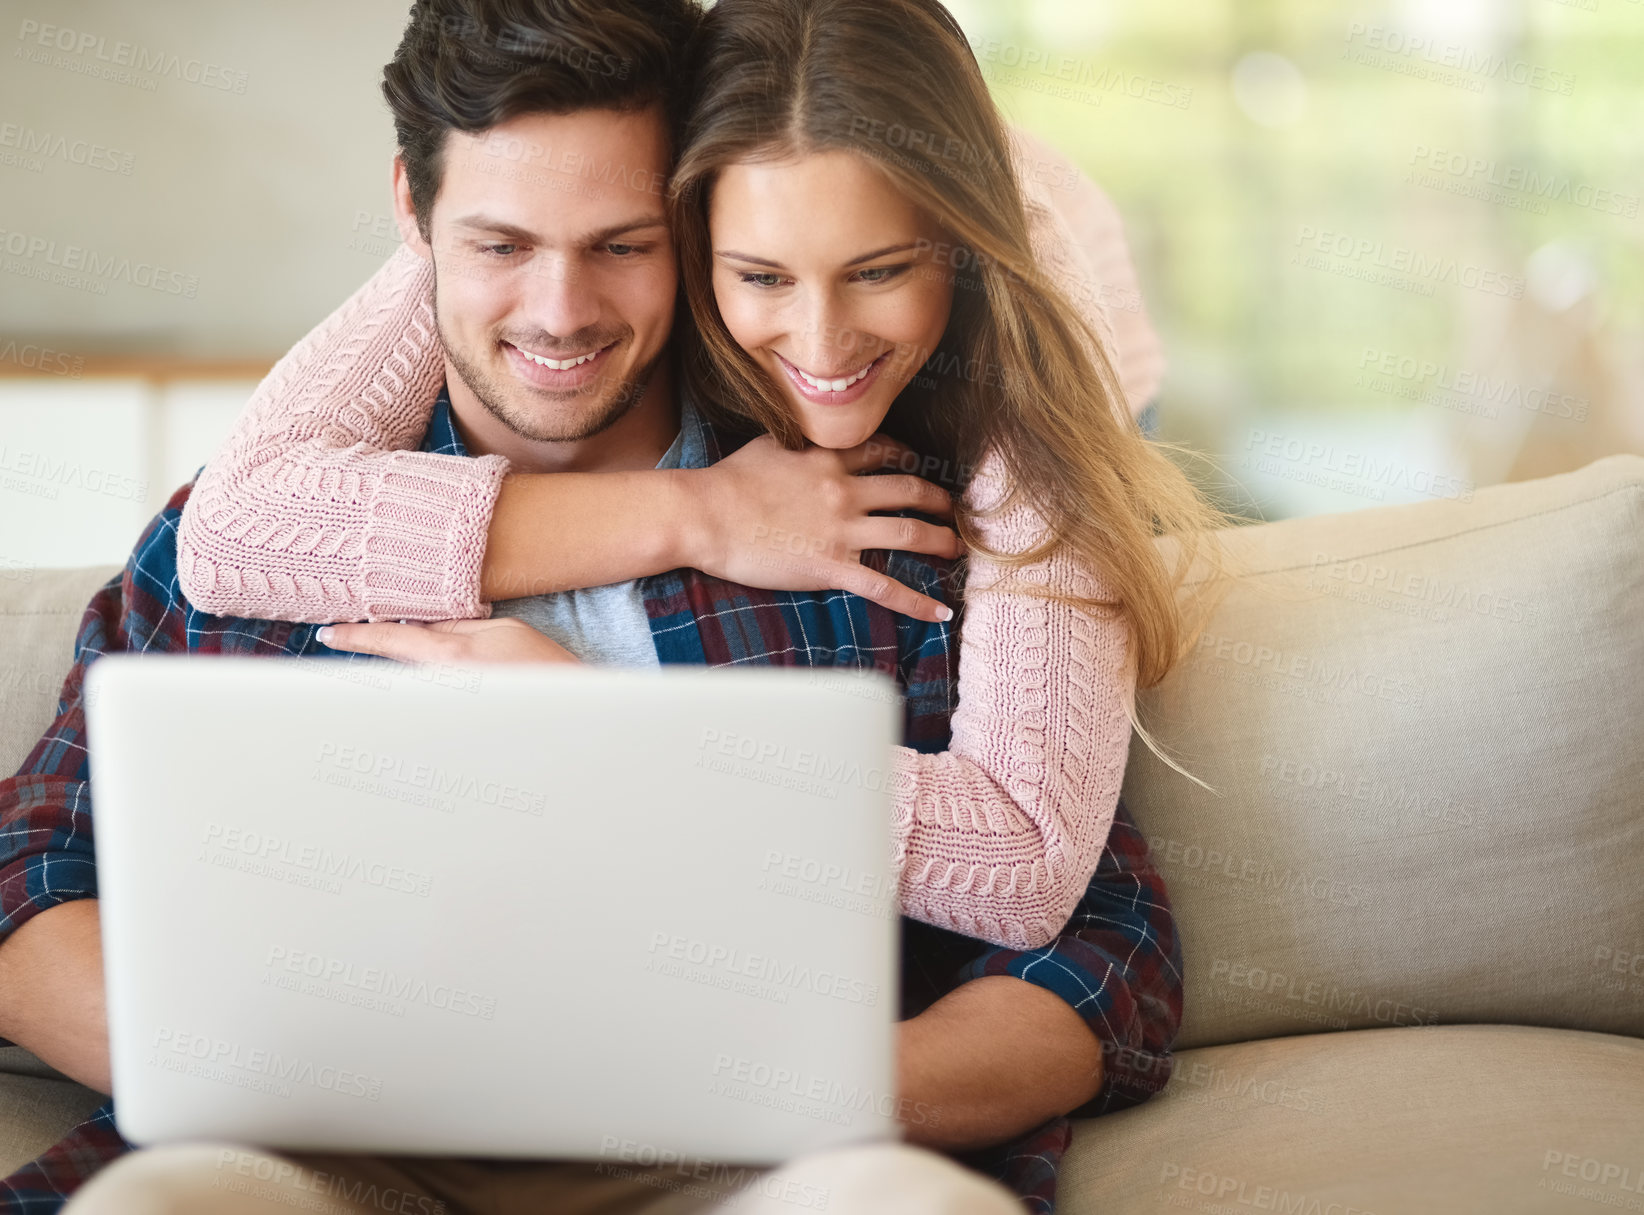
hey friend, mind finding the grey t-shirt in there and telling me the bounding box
[488,425,685,666]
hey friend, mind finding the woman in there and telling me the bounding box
[177,0,1239,951]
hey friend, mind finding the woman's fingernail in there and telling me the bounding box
[316,626,333,646]
[937,606,954,622]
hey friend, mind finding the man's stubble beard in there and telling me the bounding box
[433,266,663,444]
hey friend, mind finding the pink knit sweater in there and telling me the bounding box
[176,131,1146,950]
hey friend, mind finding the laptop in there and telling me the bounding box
[85,653,903,1164]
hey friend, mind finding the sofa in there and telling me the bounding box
[2,452,1640,1212]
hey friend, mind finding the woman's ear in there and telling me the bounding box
[391,154,433,260]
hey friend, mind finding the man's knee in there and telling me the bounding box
[64,1142,294,1215]
[749,1141,1020,1215]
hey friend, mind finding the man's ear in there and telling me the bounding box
[392,153,433,260]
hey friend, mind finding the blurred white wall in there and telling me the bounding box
[0,377,256,568]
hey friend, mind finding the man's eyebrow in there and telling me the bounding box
[448,214,669,245]
[715,242,923,269]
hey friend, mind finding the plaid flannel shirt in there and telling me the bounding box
[0,386,1183,1214]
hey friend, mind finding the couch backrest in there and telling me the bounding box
[1121,455,1644,1050]
[0,565,121,777]
[6,460,1642,1052]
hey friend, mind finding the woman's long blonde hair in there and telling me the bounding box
[669,0,1247,788]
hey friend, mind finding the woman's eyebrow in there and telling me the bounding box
[714,241,922,269]
[714,250,783,268]
[844,242,920,266]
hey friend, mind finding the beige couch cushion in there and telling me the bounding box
[0,565,121,778]
[1121,454,1644,1049]
[1060,1024,1644,1214]
[0,1050,105,1178]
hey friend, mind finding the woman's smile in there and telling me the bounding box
[773,349,893,406]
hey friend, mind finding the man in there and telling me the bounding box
[0,2,1182,1211]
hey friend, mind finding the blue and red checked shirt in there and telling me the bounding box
[0,386,1183,1214]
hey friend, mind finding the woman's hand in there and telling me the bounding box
[687,433,964,622]
[315,618,580,665]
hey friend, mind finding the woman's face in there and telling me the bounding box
[709,149,956,449]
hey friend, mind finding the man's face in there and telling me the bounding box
[396,106,676,443]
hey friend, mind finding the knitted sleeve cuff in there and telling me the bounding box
[356,450,512,621]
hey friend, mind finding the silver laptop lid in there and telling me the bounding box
[86,654,903,1164]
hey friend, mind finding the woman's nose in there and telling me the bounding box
[792,290,871,374]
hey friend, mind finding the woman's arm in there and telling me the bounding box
[889,449,1137,951]
[868,137,1138,946]
[178,244,506,623]
[178,245,960,623]
[482,435,962,619]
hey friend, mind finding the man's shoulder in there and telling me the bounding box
[100,476,316,657]
[126,479,197,606]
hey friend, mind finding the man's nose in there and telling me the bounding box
[520,254,602,338]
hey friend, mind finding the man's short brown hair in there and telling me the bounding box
[383,0,700,234]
